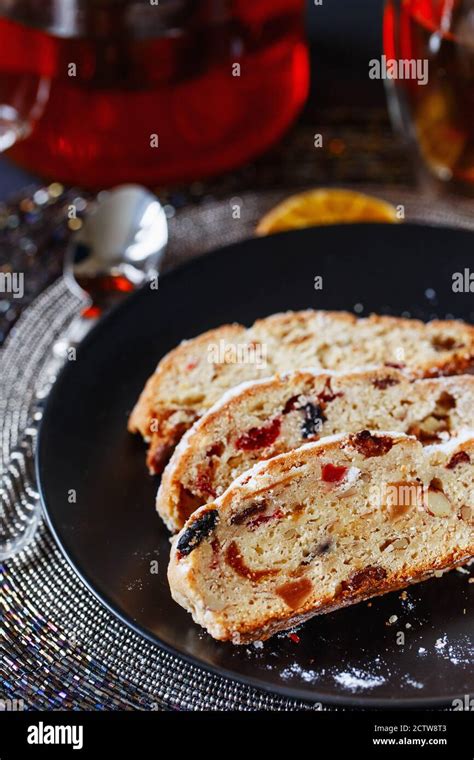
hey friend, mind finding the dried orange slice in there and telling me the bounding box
[256,189,399,235]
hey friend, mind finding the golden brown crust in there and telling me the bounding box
[128,324,245,471]
[169,528,474,643]
[210,552,473,643]
[128,323,245,434]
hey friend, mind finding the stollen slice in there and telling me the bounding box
[128,311,474,474]
[157,368,474,531]
[168,430,474,643]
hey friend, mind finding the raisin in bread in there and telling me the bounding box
[129,311,474,474]
[157,369,474,531]
[168,430,474,643]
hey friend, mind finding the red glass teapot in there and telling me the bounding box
[0,0,309,188]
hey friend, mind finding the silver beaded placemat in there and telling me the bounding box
[2,188,474,711]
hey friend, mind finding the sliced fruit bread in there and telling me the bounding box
[158,369,474,531]
[129,311,474,474]
[168,430,474,643]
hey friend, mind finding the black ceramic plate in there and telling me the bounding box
[37,224,474,707]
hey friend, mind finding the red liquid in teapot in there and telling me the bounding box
[0,1,309,188]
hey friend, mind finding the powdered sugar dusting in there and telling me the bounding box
[338,465,361,491]
[269,631,472,695]
[435,635,447,651]
[425,428,474,456]
[433,634,473,665]
[333,668,386,692]
[404,676,424,689]
[280,663,321,683]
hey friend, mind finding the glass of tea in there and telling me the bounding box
[384,0,474,194]
[0,0,309,188]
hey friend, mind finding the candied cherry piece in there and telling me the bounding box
[317,378,343,404]
[321,463,348,483]
[248,508,284,530]
[235,418,281,450]
[282,395,300,414]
